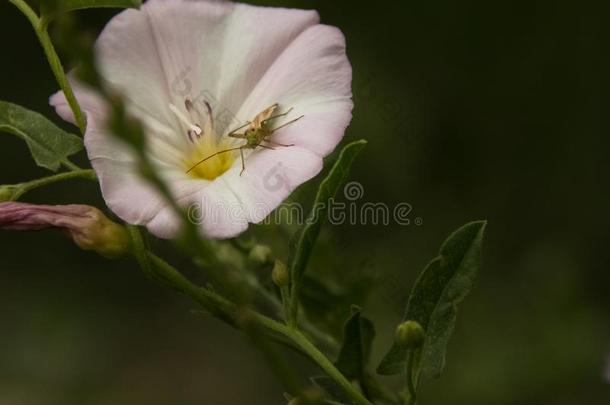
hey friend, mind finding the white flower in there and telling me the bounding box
[50,0,353,239]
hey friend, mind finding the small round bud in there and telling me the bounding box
[395,320,425,349]
[248,244,273,265]
[271,260,289,287]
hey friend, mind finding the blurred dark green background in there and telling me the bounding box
[1,0,609,404]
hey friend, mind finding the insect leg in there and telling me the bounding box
[238,148,247,176]
[228,133,246,139]
[262,107,294,125]
[257,145,276,151]
[263,139,294,147]
[270,115,304,133]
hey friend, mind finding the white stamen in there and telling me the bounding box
[169,103,202,135]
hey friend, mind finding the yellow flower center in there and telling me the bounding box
[169,99,236,181]
[184,137,235,180]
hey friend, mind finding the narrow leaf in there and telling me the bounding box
[377,221,487,379]
[0,101,82,172]
[289,140,367,314]
[335,307,375,380]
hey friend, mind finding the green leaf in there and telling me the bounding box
[40,0,141,15]
[377,221,487,379]
[288,140,367,319]
[0,101,83,172]
[300,274,372,339]
[335,307,375,381]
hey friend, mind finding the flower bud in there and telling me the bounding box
[248,244,273,265]
[395,320,425,349]
[0,202,130,258]
[271,259,289,287]
[69,207,131,259]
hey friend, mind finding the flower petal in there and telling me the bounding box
[49,0,352,239]
[147,176,249,239]
[50,81,181,233]
[49,79,107,126]
[236,24,353,157]
[49,80,139,165]
[96,0,319,133]
[221,146,323,224]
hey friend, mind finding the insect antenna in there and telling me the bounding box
[186,147,242,174]
[227,121,252,135]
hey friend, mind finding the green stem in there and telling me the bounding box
[127,233,372,405]
[205,239,339,350]
[258,282,339,351]
[62,160,83,172]
[406,351,417,405]
[287,329,373,405]
[242,261,338,350]
[288,270,300,327]
[9,169,96,201]
[246,322,304,396]
[279,285,291,322]
[9,0,87,134]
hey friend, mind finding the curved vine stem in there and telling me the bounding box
[9,0,87,134]
[406,350,417,405]
[6,169,96,201]
[126,227,373,405]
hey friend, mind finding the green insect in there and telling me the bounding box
[186,104,303,176]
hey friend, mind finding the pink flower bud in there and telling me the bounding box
[0,202,130,258]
